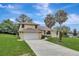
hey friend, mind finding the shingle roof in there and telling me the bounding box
[19,28,41,33]
[19,22,38,25]
[38,25,51,31]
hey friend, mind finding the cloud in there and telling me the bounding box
[8,9,31,16]
[59,4,78,10]
[64,14,79,25]
[33,3,52,17]
[0,4,24,16]
[10,18,16,22]
[0,4,15,9]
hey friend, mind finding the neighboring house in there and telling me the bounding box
[19,21,57,40]
[67,31,79,38]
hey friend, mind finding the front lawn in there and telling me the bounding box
[0,34,35,56]
[47,37,79,51]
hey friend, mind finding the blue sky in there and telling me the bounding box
[0,3,79,31]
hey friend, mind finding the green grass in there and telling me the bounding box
[0,34,35,56]
[47,37,79,51]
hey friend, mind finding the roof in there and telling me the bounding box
[19,22,38,25]
[19,28,41,33]
[38,25,51,31]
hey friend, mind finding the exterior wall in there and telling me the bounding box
[24,24,36,29]
[19,24,37,31]
[38,33,42,39]
[20,24,35,29]
[41,30,44,35]
[51,30,58,37]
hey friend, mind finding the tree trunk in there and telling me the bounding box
[16,24,20,39]
[59,24,62,42]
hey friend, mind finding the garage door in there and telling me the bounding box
[23,33,40,40]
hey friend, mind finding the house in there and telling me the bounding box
[38,25,51,36]
[19,21,56,40]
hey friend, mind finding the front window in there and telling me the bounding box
[22,24,24,28]
[47,31,51,34]
[35,25,37,29]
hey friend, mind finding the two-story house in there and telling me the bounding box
[19,21,54,40]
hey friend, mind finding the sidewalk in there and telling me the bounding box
[25,40,79,56]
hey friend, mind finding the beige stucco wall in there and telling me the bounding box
[24,24,36,29]
[51,30,58,37]
[38,32,42,39]
[19,24,37,31]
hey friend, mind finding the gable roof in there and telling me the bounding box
[19,28,41,33]
[19,21,38,25]
[38,25,51,31]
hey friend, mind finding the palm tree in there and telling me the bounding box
[44,14,55,28]
[55,10,68,42]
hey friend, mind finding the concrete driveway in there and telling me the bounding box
[24,40,79,56]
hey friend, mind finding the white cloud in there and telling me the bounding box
[64,14,79,25]
[59,4,78,10]
[0,4,15,9]
[33,3,52,17]
[34,3,49,10]
[10,18,16,22]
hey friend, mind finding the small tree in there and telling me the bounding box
[54,26,70,36]
[55,10,68,42]
[0,19,17,34]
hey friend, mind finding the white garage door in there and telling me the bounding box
[23,33,40,40]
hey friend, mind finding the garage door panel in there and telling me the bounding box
[23,33,40,40]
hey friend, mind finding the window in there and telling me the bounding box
[35,25,37,29]
[47,31,51,34]
[22,24,24,28]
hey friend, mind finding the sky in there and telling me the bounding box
[0,3,79,31]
